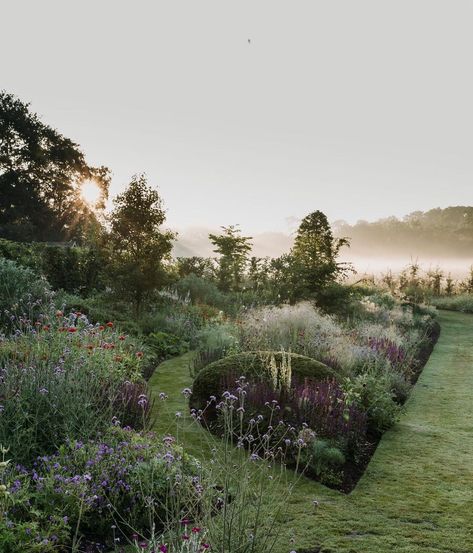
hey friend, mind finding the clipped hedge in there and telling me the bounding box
[190,351,336,411]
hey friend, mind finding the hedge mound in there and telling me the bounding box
[190,351,336,412]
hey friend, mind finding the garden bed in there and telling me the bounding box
[190,299,441,493]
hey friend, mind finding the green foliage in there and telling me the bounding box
[0,238,42,270]
[147,331,189,360]
[291,210,351,301]
[41,244,106,294]
[0,309,148,464]
[432,293,473,313]
[0,90,110,242]
[209,225,252,291]
[0,258,52,329]
[2,428,203,551]
[174,274,228,308]
[192,323,240,374]
[191,351,335,411]
[300,438,346,485]
[342,371,401,435]
[175,256,216,279]
[108,174,176,315]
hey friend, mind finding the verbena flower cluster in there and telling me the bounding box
[0,306,151,464]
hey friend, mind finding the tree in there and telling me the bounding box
[175,256,216,280]
[0,91,110,242]
[208,225,252,291]
[108,174,175,315]
[291,210,350,300]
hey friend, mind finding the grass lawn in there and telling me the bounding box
[149,311,473,553]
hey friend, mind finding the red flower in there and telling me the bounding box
[68,327,77,333]
[192,527,201,533]
[99,325,105,331]
[42,325,50,331]
[75,311,82,316]
[136,351,143,358]
[119,335,126,341]
[106,322,114,328]
[182,534,190,541]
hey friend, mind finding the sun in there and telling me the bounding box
[80,180,102,207]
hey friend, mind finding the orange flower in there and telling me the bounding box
[42,325,50,331]
[87,344,94,350]
[56,310,63,318]
[114,355,123,362]
[106,322,113,328]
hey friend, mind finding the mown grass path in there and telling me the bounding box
[149,311,473,553]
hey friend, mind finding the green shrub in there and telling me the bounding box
[432,293,473,313]
[0,238,43,271]
[147,330,189,360]
[299,438,346,485]
[0,258,52,330]
[174,274,228,308]
[41,245,106,295]
[342,371,401,434]
[191,351,335,411]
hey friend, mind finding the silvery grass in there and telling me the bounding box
[237,301,426,378]
[123,382,307,553]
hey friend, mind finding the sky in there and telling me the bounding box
[2,0,473,233]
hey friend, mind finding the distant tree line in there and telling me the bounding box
[334,208,473,257]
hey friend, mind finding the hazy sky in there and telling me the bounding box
[2,1,472,233]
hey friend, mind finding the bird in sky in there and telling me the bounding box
[248,38,251,44]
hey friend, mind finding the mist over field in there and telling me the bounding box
[173,206,473,278]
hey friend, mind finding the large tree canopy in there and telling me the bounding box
[0,91,110,242]
[108,174,176,314]
[291,210,350,299]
